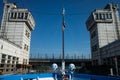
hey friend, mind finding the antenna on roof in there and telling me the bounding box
[3,0,7,3]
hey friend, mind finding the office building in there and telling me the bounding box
[0,2,35,74]
[86,4,120,65]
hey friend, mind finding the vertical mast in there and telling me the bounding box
[62,8,65,72]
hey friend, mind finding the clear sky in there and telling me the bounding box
[0,0,120,59]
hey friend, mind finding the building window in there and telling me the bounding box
[2,54,6,59]
[10,12,14,18]
[18,12,21,19]
[24,44,27,50]
[6,69,9,72]
[99,13,102,19]
[106,13,112,19]
[26,45,29,51]
[14,12,17,19]
[7,60,11,64]
[108,13,112,19]
[10,12,17,19]
[13,57,16,60]
[101,14,106,20]
[24,44,29,51]
[12,65,14,67]
[7,64,10,67]
[12,61,15,64]
[95,13,112,20]
[95,13,99,19]
[25,30,30,38]
[8,55,11,60]
[21,13,24,19]
[0,64,4,67]
[1,45,3,49]
[17,58,19,60]
[25,13,28,19]
[1,59,5,63]
[18,12,24,19]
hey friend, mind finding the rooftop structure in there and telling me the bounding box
[86,3,120,66]
[0,2,35,74]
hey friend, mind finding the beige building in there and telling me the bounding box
[86,4,120,65]
[0,2,35,74]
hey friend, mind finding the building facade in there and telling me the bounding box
[0,2,35,74]
[86,4,120,65]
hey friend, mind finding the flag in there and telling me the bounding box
[62,21,65,31]
[62,8,65,31]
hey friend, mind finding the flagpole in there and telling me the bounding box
[62,8,65,72]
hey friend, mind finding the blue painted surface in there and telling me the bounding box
[0,73,54,80]
[0,73,120,80]
[73,73,120,80]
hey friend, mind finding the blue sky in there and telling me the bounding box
[0,0,120,59]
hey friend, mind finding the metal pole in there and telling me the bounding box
[62,8,65,72]
[62,23,64,61]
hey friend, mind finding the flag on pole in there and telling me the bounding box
[62,8,65,31]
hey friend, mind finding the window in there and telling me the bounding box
[2,54,6,59]
[10,12,17,19]
[8,55,11,59]
[95,13,99,19]
[16,61,18,64]
[95,13,112,20]
[109,13,112,19]
[24,44,27,50]
[25,13,28,19]
[99,13,102,19]
[12,61,15,64]
[7,64,10,67]
[18,13,21,19]
[12,65,14,67]
[13,57,16,60]
[6,69,9,72]
[7,60,11,64]
[1,45,3,49]
[14,12,17,19]
[25,30,30,38]
[106,13,112,19]
[18,12,24,19]
[17,58,19,60]
[24,44,29,51]
[26,45,29,51]
[21,13,24,19]
[101,14,106,20]
[0,64,4,67]
[1,59,5,63]
[10,12,14,18]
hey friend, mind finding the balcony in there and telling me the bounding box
[86,10,113,31]
[8,9,35,30]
